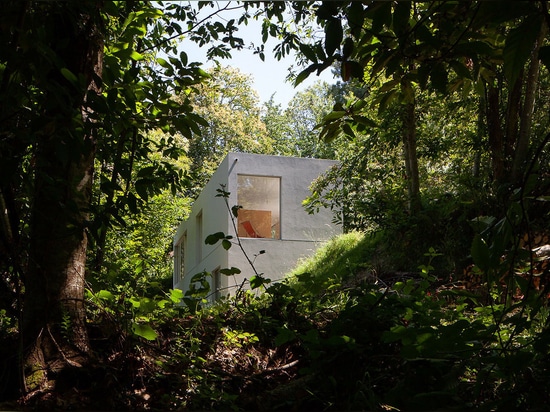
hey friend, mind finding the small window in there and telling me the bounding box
[180,233,186,281]
[196,211,203,262]
[174,232,187,284]
[174,244,181,284]
[237,175,280,239]
[212,266,222,300]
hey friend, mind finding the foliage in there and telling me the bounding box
[185,65,275,196]
[264,80,339,158]
[92,191,191,293]
[0,0,250,403]
[63,219,550,411]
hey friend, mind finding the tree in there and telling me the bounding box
[91,130,192,294]
[257,1,550,210]
[0,1,106,396]
[0,0,209,402]
[286,81,338,159]
[263,81,338,159]
[186,65,275,195]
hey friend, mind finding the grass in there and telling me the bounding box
[284,231,378,295]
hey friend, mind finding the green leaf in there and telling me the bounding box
[347,2,365,36]
[323,111,346,122]
[60,68,78,86]
[449,60,472,80]
[342,37,354,59]
[351,115,377,128]
[250,275,269,289]
[134,179,149,201]
[341,60,363,81]
[275,326,296,346]
[130,50,144,61]
[138,298,156,314]
[222,239,232,250]
[319,122,341,143]
[392,1,411,34]
[372,2,392,33]
[342,122,355,139]
[430,62,448,94]
[471,234,491,272]
[128,296,140,309]
[503,14,543,87]
[379,78,399,93]
[97,290,115,301]
[220,267,241,276]
[205,232,225,245]
[299,43,318,63]
[294,64,318,87]
[316,3,338,20]
[156,57,171,69]
[137,166,156,177]
[131,322,158,341]
[377,89,397,114]
[169,289,184,303]
[126,192,138,214]
[325,334,354,346]
[324,18,343,56]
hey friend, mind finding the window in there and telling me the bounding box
[174,244,181,284]
[212,266,221,300]
[180,233,186,281]
[196,211,203,262]
[174,232,187,284]
[237,175,280,239]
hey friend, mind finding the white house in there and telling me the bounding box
[173,152,340,301]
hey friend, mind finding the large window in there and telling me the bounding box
[237,175,280,239]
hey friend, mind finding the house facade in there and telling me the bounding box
[173,152,340,301]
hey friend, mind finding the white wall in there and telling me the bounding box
[173,155,232,293]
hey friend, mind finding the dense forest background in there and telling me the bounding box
[2,1,550,410]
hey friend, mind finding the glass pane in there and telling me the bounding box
[237,175,280,239]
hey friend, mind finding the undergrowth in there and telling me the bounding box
[61,224,550,411]
[3,205,550,410]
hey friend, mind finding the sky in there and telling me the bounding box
[177,3,336,107]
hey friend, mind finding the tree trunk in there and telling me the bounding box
[512,24,546,183]
[20,2,103,401]
[401,82,421,213]
[485,84,506,185]
[504,71,522,165]
[472,97,485,178]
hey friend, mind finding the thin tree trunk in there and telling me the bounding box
[21,2,103,399]
[504,70,522,164]
[512,24,546,183]
[472,97,484,178]
[401,81,421,213]
[486,84,506,185]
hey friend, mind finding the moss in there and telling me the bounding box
[24,362,47,392]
